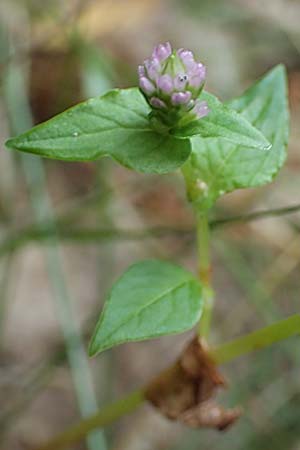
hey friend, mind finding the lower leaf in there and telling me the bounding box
[89,259,203,356]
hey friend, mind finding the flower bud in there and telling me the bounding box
[192,100,210,119]
[150,97,167,109]
[171,91,192,105]
[157,74,174,94]
[177,48,195,69]
[138,65,146,77]
[152,42,172,62]
[139,77,155,95]
[138,42,209,129]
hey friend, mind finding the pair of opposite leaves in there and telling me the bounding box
[6,65,289,355]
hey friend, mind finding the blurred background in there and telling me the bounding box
[0,0,300,449]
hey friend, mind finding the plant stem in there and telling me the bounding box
[4,52,106,449]
[36,390,144,450]
[210,202,300,229]
[196,213,214,337]
[1,201,300,257]
[35,314,300,450]
[210,314,300,365]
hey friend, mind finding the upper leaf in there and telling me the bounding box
[89,259,202,356]
[172,91,271,151]
[6,88,191,174]
[184,65,289,210]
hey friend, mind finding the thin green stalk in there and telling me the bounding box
[35,314,300,450]
[197,214,210,283]
[36,390,144,450]
[181,163,214,338]
[210,314,300,365]
[210,203,300,229]
[0,225,192,257]
[197,213,214,337]
[4,56,106,449]
[1,201,300,257]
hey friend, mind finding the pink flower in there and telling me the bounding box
[139,77,155,95]
[193,100,209,119]
[171,91,192,106]
[152,42,172,62]
[150,97,167,109]
[138,42,208,124]
[157,74,173,94]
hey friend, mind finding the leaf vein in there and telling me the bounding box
[98,278,194,345]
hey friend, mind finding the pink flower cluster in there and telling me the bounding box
[138,42,209,120]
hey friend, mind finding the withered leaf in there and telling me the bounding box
[145,337,242,430]
[180,400,242,430]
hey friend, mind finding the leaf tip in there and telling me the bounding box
[5,137,18,150]
[88,338,99,358]
[273,63,286,75]
[266,64,287,85]
[88,331,110,357]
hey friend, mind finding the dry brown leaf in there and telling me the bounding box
[145,337,242,430]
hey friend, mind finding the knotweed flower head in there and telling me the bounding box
[138,42,209,129]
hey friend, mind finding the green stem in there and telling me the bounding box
[210,202,300,229]
[210,314,300,365]
[36,390,144,450]
[196,213,214,337]
[35,314,300,450]
[199,285,214,338]
[1,202,300,257]
[4,51,106,449]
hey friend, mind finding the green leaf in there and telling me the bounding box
[5,88,191,174]
[172,91,271,151]
[184,65,289,210]
[89,260,202,356]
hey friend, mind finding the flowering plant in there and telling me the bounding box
[6,42,298,450]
